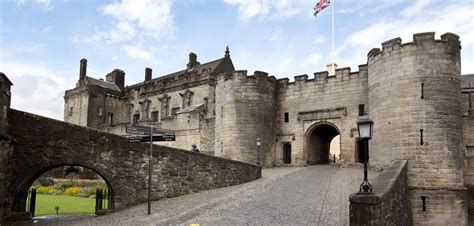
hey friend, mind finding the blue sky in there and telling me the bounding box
[1,0,473,120]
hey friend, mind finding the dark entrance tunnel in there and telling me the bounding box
[307,124,340,164]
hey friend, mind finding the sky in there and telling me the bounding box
[0,0,473,120]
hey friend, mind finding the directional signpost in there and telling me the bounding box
[126,124,175,215]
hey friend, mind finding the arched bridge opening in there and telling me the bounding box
[306,123,340,164]
[12,164,114,220]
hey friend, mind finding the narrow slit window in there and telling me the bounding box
[284,112,289,123]
[421,83,424,99]
[420,129,424,145]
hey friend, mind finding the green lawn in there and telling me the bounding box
[34,194,95,216]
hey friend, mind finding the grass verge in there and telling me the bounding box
[35,194,95,216]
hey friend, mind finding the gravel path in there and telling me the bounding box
[29,165,377,226]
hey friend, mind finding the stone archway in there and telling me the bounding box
[306,123,340,165]
[11,164,114,217]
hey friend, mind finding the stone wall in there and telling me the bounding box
[276,66,368,165]
[349,160,411,225]
[2,109,261,222]
[63,87,90,127]
[214,71,277,165]
[409,188,467,225]
[462,75,474,188]
[0,138,13,223]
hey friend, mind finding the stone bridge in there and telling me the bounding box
[0,109,261,222]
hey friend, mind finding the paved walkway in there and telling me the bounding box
[31,165,378,226]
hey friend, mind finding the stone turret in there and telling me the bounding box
[225,46,230,58]
[368,32,464,225]
[214,70,277,165]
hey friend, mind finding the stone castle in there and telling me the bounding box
[64,32,474,224]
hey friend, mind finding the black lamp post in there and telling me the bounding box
[256,138,261,166]
[357,115,374,193]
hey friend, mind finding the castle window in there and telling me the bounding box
[221,106,224,118]
[133,113,140,124]
[108,112,114,125]
[151,111,159,122]
[69,107,73,116]
[172,107,180,116]
[97,107,103,116]
[284,112,289,122]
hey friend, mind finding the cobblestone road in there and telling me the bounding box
[32,165,378,226]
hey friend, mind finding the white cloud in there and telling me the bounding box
[224,0,309,22]
[0,61,75,120]
[334,2,474,74]
[400,0,430,18]
[15,0,53,11]
[307,53,322,65]
[87,0,173,43]
[42,25,52,33]
[313,35,327,44]
[122,45,154,60]
[269,28,282,42]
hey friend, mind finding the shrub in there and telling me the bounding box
[88,187,97,196]
[78,187,91,197]
[96,181,107,189]
[36,185,54,194]
[63,166,81,177]
[36,177,55,186]
[53,182,72,191]
[64,187,82,196]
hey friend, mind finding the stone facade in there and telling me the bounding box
[1,108,260,222]
[0,73,12,223]
[63,32,473,225]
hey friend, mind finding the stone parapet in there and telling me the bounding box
[349,160,411,225]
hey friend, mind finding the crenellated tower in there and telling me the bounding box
[214,70,277,166]
[367,32,465,225]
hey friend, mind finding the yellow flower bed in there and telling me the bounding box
[64,187,82,196]
[36,185,54,194]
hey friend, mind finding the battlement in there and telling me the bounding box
[368,32,461,61]
[277,64,368,90]
[221,70,277,85]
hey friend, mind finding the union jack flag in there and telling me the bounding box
[314,0,330,17]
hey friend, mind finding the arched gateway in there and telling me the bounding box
[305,122,340,165]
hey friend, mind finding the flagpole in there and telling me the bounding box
[331,0,335,75]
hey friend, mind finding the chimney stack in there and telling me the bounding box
[326,63,338,76]
[79,58,87,80]
[145,67,152,81]
[106,69,125,90]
